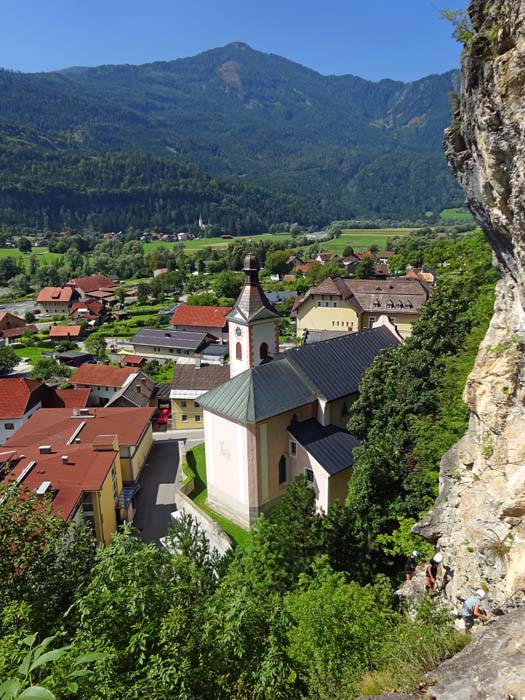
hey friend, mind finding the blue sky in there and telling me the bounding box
[1,0,468,81]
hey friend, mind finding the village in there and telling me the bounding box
[0,235,435,547]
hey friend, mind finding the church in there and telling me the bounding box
[199,254,401,528]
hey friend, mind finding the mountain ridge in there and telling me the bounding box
[0,42,463,228]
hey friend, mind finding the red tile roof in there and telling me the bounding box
[42,388,91,409]
[37,287,76,303]
[68,276,117,293]
[70,364,137,388]
[295,264,311,274]
[49,325,82,338]
[0,378,45,418]
[0,312,24,327]
[5,407,155,451]
[170,304,232,329]
[122,355,145,366]
[70,300,105,316]
[1,325,37,339]
[283,274,297,283]
[7,447,117,521]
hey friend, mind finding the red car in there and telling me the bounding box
[157,408,172,424]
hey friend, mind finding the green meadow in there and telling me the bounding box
[322,228,414,254]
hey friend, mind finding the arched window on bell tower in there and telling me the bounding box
[236,342,242,361]
[260,342,268,360]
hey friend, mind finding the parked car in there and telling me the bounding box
[157,408,172,424]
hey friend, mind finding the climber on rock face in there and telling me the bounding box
[460,589,490,634]
[404,550,419,581]
[425,552,443,596]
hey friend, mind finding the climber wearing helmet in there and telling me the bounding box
[425,552,443,596]
[460,589,489,633]
[404,550,420,581]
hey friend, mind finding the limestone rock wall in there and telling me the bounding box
[415,0,525,612]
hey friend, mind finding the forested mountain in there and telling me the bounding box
[0,43,463,228]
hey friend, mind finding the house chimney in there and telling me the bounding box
[38,445,51,454]
[141,378,146,385]
[73,407,79,417]
[61,455,68,464]
[195,356,201,368]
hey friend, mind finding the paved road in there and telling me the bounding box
[133,440,180,545]
[0,299,37,317]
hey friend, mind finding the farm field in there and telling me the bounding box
[321,228,415,254]
[144,232,293,255]
[0,246,63,267]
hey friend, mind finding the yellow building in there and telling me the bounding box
[170,363,230,429]
[296,277,430,340]
[4,406,155,543]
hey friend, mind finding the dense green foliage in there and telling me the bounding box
[0,43,462,229]
[341,230,496,574]
[0,481,466,699]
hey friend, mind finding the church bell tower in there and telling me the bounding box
[227,254,280,378]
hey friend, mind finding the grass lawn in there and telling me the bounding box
[321,228,414,254]
[144,232,292,255]
[186,444,249,546]
[0,247,63,268]
[14,346,50,362]
[439,207,475,223]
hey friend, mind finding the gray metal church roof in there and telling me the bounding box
[199,326,399,423]
[198,358,317,424]
[287,325,399,402]
[288,418,360,475]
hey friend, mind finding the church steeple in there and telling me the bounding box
[227,254,280,378]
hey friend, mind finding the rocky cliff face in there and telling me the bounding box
[416,0,525,613]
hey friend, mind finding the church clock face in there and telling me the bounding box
[235,326,243,338]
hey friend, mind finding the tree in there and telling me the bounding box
[343,246,354,257]
[265,250,290,277]
[0,347,17,374]
[212,271,243,299]
[29,358,72,382]
[17,237,31,254]
[9,273,31,296]
[85,334,108,361]
[355,258,375,279]
[24,311,36,324]
[136,283,149,305]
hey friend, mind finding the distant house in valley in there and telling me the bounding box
[130,328,211,362]
[49,325,82,341]
[0,378,89,445]
[264,290,298,307]
[70,364,141,406]
[315,252,339,265]
[0,313,38,343]
[286,255,304,268]
[37,287,79,315]
[66,275,118,301]
[70,300,106,324]
[106,372,156,409]
[153,268,169,277]
[170,362,230,430]
[122,355,147,368]
[403,267,436,285]
[54,350,94,367]
[295,277,430,339]
[170,305,232,343]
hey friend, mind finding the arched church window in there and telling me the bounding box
[236,342,242,361]
[278,454,287,484]
[260,342,268,360]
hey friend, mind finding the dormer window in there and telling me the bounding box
[405,301,413,309]
[386,300,393,309]
[373,299,380,309]
[395,300,403,309]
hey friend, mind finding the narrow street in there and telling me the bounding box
[133,440,180,544]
